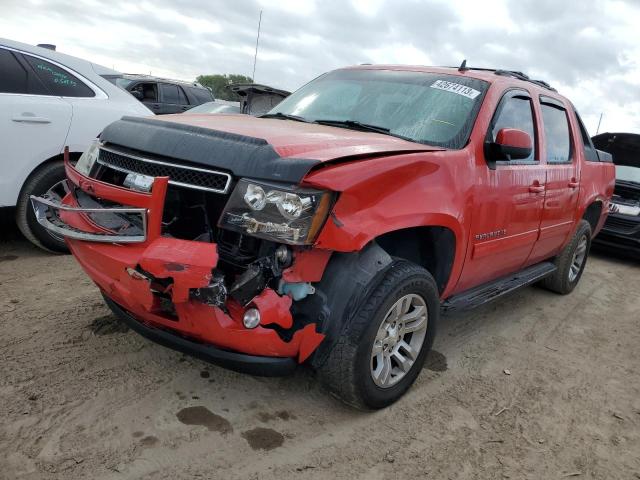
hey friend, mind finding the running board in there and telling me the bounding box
[442,262,557,312]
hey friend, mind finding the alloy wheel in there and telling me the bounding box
[569,234,588,283]
[370,293,428,388]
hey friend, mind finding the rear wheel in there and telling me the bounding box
[318,260,439,410]
[15,161,69,253]
[541,220,591,294]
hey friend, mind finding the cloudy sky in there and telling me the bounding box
[2,0,639,133]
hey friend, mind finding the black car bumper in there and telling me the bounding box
[103,294,298,377]
[592,229,640,258]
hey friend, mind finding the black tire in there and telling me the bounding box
[15,161,69,253]
[318,260,439,410]
[540,220,592,295]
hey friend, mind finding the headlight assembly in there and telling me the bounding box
[219,179,333,245]
[74,140,100,176]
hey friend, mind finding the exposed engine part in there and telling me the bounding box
[275,244,292,266]
[278,281,316,301]
[191,271,228,308]
[228,248,290,305]
[229,264,266,305]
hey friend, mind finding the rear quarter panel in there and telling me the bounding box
[578,160,616,236]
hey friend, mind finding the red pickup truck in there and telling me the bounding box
[32,65,615,409]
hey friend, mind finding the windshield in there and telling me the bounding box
[268,69,488,148]
[616,165,640,183]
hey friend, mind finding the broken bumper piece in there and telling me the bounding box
[31,156,325,372]
[30,194,148,243]
[103,294,297,376]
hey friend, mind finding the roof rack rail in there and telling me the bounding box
[529,79,556,92]
[494,69,557,92]
[495,69,529,81]
[445,64,556,92]
[122,73,203,87]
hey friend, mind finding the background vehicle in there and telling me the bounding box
[591,132,640,257]
[229,83,290,115]
[114,74,214,114]
[0,38,151,252]
[184,84,290,116]
[32,65,614,408]
[185,99,240,114]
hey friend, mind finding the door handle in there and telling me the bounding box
[529,181,545,193]
[568,178,579,189]
[12,116,51,124]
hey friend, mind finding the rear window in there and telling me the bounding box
[23,55,95,97]
[0,48,28,94]
[161,83,189,105]
[541,103,571,163]
[189,87,214,104]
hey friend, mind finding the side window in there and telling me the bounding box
[23,55,95,97]
[491,95,536,162]
[160,84,186,104]
[541,103,572,163]
[574,110,599,162]
[177,86,189,105]
[190,87,213,104]
[131,82,158,102]
[0,48,28,94]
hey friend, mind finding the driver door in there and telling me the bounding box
[456,90,546,292]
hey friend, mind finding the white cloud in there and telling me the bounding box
[1,0,639,133]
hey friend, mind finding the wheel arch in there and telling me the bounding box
[581,200,603,235]
[375,225,456,295]
[15,150,82,200]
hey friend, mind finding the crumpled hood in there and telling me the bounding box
[592,132,640,168]
[100,114,442,184]
[157,114,442,160]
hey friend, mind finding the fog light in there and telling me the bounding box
[243,308,261,329]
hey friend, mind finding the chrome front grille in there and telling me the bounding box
[97,147,232,194]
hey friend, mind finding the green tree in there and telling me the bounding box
[196,74,253,101]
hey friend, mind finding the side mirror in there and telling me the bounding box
[489,128,533,160]
[130,90,143,101]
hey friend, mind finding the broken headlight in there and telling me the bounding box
[219,179,333,245]
[75,140,100,176]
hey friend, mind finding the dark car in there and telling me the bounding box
[116,74,214,114]
[592,132,640,258]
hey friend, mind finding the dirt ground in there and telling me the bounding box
[1,216,639,480]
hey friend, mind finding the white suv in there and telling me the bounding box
[0,38,151,252]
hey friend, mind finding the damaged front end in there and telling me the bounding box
[30,143,333,375]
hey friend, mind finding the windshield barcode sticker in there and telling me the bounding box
[430,80,481,99]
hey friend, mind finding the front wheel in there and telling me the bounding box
[318,260,439,410]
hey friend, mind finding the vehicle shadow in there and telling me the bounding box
[591,245,640,266]
[0,208,52,258]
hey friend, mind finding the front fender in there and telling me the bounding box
[303,151,472,296]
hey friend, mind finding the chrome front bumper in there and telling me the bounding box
[30,194,148,243]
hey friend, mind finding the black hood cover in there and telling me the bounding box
[592,132,640,168]
[100,116,320,184]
